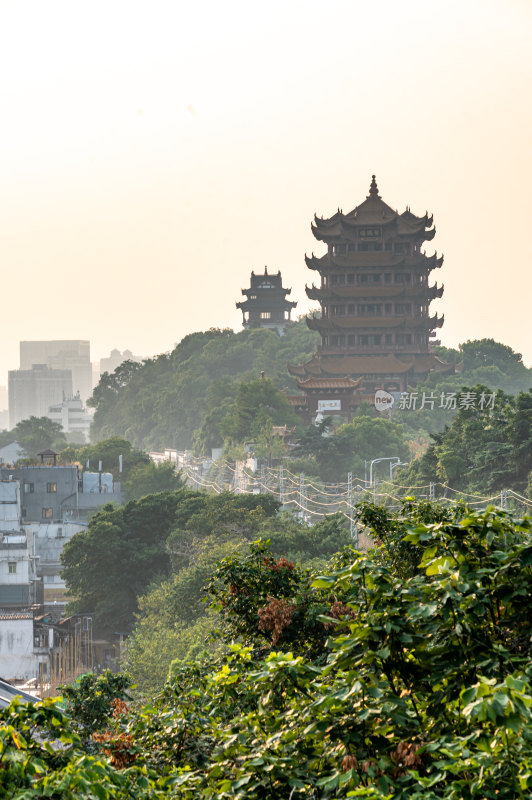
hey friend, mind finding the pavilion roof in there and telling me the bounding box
[311,176,434,242]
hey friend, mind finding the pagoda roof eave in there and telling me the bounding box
[295,375,365,390]
[289,352,453,379]
[306,315,444,332]
[305,283,443,301]
[305,252,442,270]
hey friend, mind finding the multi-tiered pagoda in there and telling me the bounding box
[237,268,297,335]
[288,176,452,419]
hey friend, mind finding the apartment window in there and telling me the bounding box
[8,562,16,574]
[260,312,272,320]
[47,482,57,493]
[24,483,34,494]
[42,508,53,519]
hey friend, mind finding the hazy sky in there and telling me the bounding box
[1,0,531,389]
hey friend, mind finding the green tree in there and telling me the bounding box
[13,416,67,457]
[122,460,185,501]
[59,436,149,479]
[307,415,410,482]
[60,670,132,740]
[218,377,301,448]
[61,490,197,633]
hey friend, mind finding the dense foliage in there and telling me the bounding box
[61,490,282,634]
[0,416,67,457]
[397,386,532,495]
[58,436,150,479]
[124,511,350,693]
[88,321,319,451]
[9,501,532,798]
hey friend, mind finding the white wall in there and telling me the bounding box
[0,615,39,681]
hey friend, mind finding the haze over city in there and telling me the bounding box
[1,0,531,386]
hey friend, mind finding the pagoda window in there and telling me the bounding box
[331,274,345,286]
[385,303,392,313]
[331,305,345,315]
[366,242,382,251]
[385,334,393,345]
[347,335,355,346]
[347,304,355,314]
[359,335,369,345]
[371,274,381,283]
[385,242,393,251]
[358,303,382,314]
[384,273,392,284]
[394,272,411,284]
[331,335,344,346]
[358,243,369,251]
[395,303,412,315]
[358,274,369,285]
[337,244,346,255]
[249,294,257,300]
[347,273,355,284]
[372,335,382,345]
[396,334,412,345]
[260,312,272,320]
[348,243,356,252]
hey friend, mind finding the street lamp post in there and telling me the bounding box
[390,460,408,478]
[369,456,402,485]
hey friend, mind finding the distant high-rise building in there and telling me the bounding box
[99,348,142,376]
[20,341,92,403]
[47,393,93,443]
[8,365,73,428]
[236,268,297,335]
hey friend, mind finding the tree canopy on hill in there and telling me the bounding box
[396,386,532,495]
[88,321,319,451]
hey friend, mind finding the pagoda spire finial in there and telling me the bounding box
[368,174,380,198]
